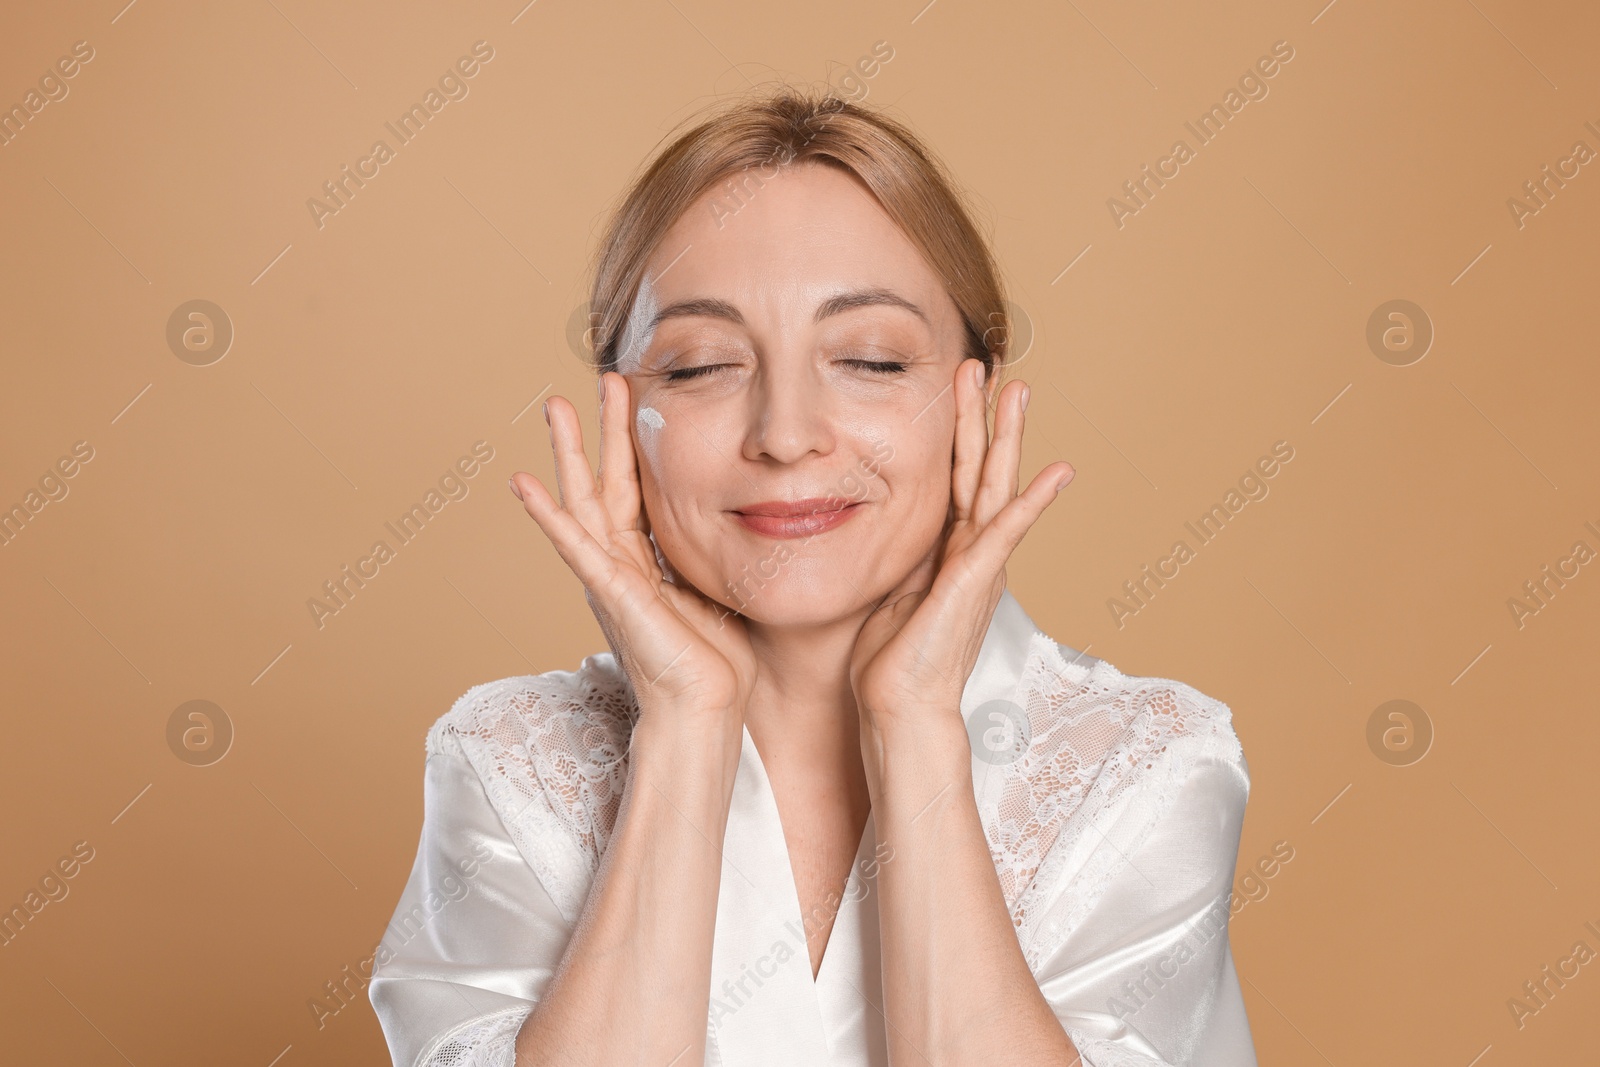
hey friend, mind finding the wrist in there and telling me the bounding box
[630,704,745,785]
[859,707,972,787]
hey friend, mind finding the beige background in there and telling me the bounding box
[2,0,1597,1063]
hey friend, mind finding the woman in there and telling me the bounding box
[370,89,1256,1067]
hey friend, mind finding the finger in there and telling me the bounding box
[514,471,707,677]
[546,395,611,536]
[596,372,643,531]
[966,461,1074,574]
[510,471,627,593]
[951,359,988,520]
[972,379,1028,525]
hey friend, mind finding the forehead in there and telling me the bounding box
[642,161,956,320]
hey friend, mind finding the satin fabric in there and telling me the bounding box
[370,591,1257,1065]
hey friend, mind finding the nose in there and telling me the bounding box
[741,356,836,465]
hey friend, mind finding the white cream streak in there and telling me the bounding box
[612,273,658,373]
[636,406,665,431]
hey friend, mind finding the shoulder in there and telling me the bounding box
[427,653,638,763]
[997,630,1250,963]
[424,654,639,886]
[1017,629,1248,793]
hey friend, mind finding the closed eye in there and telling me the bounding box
[842,359,907,374]
[668,358,904,380]
[665,363,728,382]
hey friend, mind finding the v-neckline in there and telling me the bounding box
[739,721,876,985]
[704,590,1047,1063]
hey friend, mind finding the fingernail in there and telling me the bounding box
[976,360,988,387]
[1056,466,1074,491]
[508,477,524,501]
[1020,384,1031,413]
[542,401,550,426]
[597,375,606,405]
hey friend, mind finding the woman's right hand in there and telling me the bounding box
[508,372,757,725]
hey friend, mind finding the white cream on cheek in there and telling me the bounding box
[616,274,670,486]
[633,406,667,471]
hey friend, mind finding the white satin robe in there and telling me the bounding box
[370,591,1258,1065]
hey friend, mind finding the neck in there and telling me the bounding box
[741,611,869,778]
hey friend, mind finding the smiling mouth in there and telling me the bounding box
[731,498,863,539]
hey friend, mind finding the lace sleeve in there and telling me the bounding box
[418,1007,529,1067]
[372,666,641,1067]
[369,724,579,1066]
[993,641,1255,1066]
[977,635,1246,968]
[432,665,638,922]
[1031,748,1256,1066]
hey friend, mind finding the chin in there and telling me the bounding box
[701,553,893,629]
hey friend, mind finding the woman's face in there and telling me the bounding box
[618,161,979,629]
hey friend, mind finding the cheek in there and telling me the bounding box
[633,407,693,524]
[633,405,669,465]
[882,435,953,537]
[840,405,955,562]
[845,400,953,505]
[632,405,730,570]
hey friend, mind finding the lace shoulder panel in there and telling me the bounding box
[987,632,1247,967]
[426,656,639,922]
[418,1006,530,1067]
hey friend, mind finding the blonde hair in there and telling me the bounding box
[585,88,1010,373]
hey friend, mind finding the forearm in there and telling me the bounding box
[515,711,743,1065]
[863,715,1079,1066]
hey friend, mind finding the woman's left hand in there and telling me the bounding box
[849,358,1074,739]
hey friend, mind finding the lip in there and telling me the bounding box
[731,498,864,539]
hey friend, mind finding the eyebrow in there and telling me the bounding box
[648,287,928,332]
[814,287,928,324]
